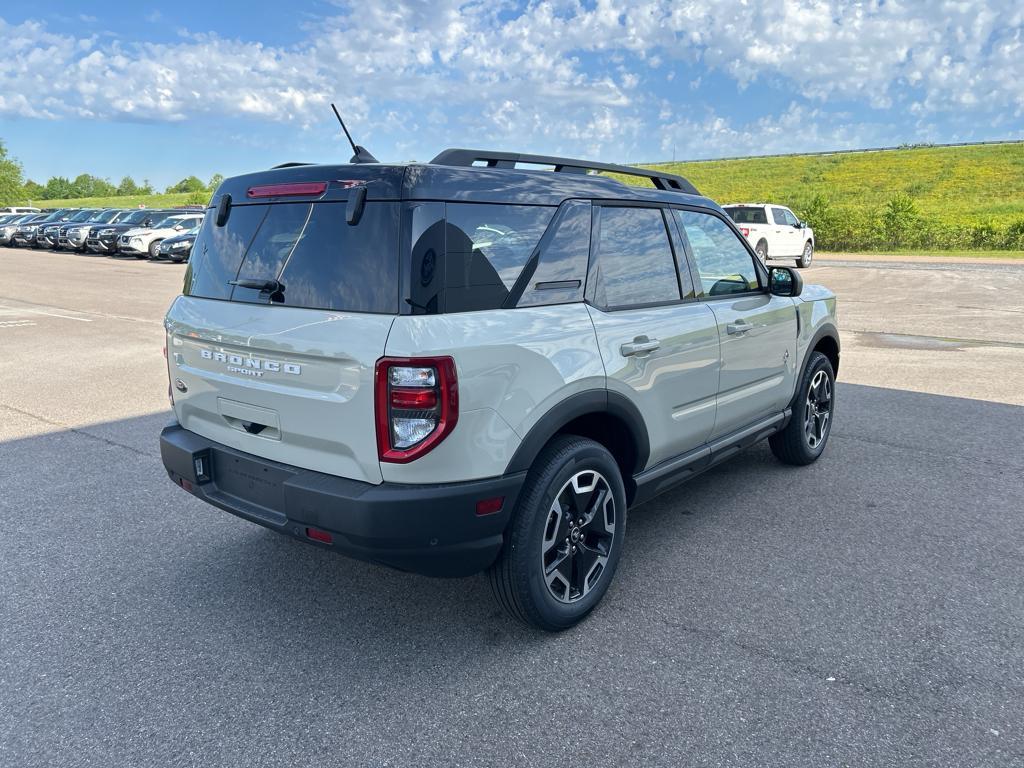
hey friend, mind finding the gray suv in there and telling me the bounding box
[160,149,839,631]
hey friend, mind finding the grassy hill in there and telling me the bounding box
[624,142,1024,251]
[40,191,201,210]
[33,141,1024,251]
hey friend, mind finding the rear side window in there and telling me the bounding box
[515,200,591,307]
[726,206,768,225]
[443,203,554,312]
[184,202,399,313]
[589,206,680,309]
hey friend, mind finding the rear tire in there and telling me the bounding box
[488,435,627,631]
[755,240,768,264]
[770,351,834,465]
[797,240,814,268]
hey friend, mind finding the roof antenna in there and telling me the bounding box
[331,103,378,164]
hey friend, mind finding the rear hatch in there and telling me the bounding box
[164,166,405,484]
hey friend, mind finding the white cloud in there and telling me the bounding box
[1,1,1022,160]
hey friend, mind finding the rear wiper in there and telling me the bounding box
[229,278,284,293]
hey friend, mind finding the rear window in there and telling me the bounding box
[184,201,399,314]
[725,206,768,225]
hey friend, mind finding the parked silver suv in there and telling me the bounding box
[161,149,839,630]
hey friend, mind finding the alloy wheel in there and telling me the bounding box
[541,470,617,604]
[804,369,832,448]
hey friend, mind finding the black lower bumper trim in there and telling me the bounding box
[160,422,524,577]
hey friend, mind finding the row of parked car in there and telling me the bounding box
[0,207,204,262]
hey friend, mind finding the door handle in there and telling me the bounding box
[727,321,752,336]
[620,336,660,356]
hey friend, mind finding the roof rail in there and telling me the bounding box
[429,148,699,195]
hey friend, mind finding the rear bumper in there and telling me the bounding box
[160,422,524,577]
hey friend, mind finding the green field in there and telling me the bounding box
[619,142,1024,251]
[41,191,201,209]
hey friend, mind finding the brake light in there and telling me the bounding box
[306,527,333,544]
[246,182,328,198]
[740,227,750,237]
[375,357,458,463]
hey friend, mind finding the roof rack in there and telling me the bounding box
[429,148,699,195]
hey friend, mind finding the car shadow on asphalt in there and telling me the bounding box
[3,383,1023,662]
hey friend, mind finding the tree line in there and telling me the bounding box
[0,139,223,203]
[22,172,224,200]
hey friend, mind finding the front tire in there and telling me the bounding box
[797,240,814,268]
[146,240,161,259]
[769,351,835,465]
[488,436,627,631]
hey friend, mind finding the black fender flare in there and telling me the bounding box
[504,390,650,476]
[791,322,840,406]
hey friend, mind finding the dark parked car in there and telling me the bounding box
[61,209,129,252]
[10,213,59,247]
[154,224,200,262]
[85,209,171,255]
[32,209,79,248]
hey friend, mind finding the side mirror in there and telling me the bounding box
[769,266,803,297]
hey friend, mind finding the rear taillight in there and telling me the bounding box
[739,227,750,237]
[375,357,458,463]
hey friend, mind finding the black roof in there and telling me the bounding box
[216,149,717,210]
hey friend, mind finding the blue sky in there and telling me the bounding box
[1,1,1022,188]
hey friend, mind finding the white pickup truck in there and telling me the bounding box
[723,204,815,268]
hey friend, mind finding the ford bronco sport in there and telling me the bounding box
[160,148,840,631]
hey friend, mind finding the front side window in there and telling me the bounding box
[771,207,788,225]
[590,206,680,309]
[782,209,800,227]
[674,210,760,297]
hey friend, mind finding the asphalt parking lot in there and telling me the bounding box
[2,248,1022,767]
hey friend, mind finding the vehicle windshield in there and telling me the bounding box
[91,210,120,224]
[154,215,187,229]
[724,206,768,225]
[121,210,153,225]
[69,209,98,222]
